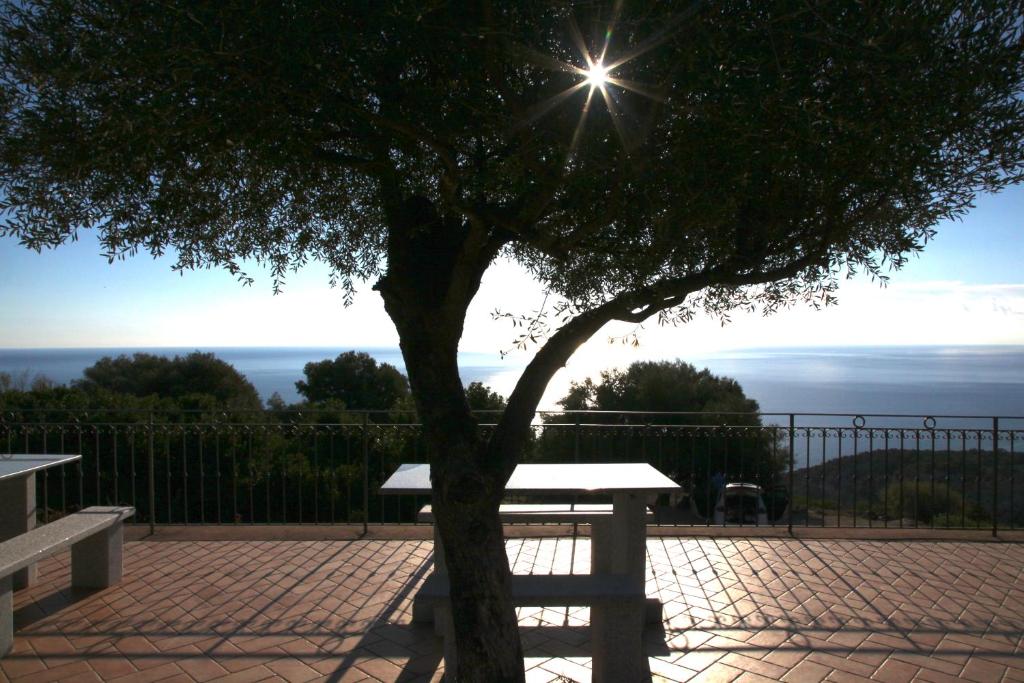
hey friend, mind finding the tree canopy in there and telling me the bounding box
[558,360,760,420]
[76,351,261,409]
[2,2,1021,317]
[295,350,409,409]
[466,381,507,413]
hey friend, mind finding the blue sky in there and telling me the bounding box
[2,184,1023,355]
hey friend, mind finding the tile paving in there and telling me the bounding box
[2,535,1023,682]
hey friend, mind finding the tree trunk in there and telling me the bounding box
[375,197,525,681]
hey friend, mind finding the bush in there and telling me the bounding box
[883,481,963,524]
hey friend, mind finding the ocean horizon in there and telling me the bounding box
[1,344,1023,419]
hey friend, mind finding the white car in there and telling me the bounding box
[712,482,769,525]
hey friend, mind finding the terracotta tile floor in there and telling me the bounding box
[3,536,1023,682]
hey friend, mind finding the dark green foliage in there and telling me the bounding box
[466,381,507,414]
[75,352,261,409]
[791,448,1020,527]
[295,351,409,409]
[883,481,965,525]
[557,361,760,420]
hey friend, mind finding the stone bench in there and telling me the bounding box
[412,571,662,624]
[417,502,653,523]
[0,506,134,657]
[416,502,661,623]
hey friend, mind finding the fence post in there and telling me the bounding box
[362,412,370,536]
[147,412,156,535]
[788,414,795,535]
[993,416,999,538]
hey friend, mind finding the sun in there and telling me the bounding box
[585,62,609,88]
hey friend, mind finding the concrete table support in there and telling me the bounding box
[0,475,36,590]
[590,492,649,682]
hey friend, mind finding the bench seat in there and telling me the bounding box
[412,573,662,624]
[418,503,652,524]
[1,506,134,657]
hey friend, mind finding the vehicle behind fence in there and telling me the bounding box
[2,409,1021,533]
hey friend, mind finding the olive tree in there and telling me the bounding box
[2,2,1022,678]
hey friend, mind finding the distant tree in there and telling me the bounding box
[0,370,53,393]
[466,381,507,413]
[75,352,261,409]
[3,3,1023,675]
[558,360,759,418]
[295,351,409,410]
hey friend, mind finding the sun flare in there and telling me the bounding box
[585,62,608,88]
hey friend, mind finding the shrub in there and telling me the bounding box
[883,481,963,524]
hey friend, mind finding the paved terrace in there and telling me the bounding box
[4,529,1024,683]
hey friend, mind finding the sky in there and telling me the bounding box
[2,184,1023,374]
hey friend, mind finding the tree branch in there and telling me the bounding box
[484,248,828,477]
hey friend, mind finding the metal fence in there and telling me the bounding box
[2,409,1021,533]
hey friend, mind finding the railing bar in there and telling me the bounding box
[165,431,172,524]
[1011,431,1016,531]
[215,432,222,524]
[802,430,811,532]
[265,428,272,523]
[899,430,904,529]
[821,428,826,528]
[77,427,85,511]
[248,430,255,525]
[147,417,155,532]
[111,427,118,507]
[976,429,982,530]
[329,431,336,525]
[281,431,287,524]
[198,430,205,524]
[59,430,67,516]
[852,427,858,529]
[992,418,999,537]
[182,429,188,526]
[96,428,102,508]
[914,429,920,529]
[232,429,238,525]
[314,430,320,525]
[961,431,967,529]
[42,430,49,524]
[945,430,952,529]
[930,431,936,530]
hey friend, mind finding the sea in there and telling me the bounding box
[1,345,1023,425]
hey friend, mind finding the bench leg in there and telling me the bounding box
[0,576,11,658]
[0,474,37,590]
[71,522,124,589]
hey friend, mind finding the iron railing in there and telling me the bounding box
[1,409,1021,534]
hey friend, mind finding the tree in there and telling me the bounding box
[75,351,261,409]
[295,350,410,410]
[2,2,1022,677]
[558,360,759,417]
[465,381,507,413]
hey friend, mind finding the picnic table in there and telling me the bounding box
[0,454,81,589]
[380,462,680,681]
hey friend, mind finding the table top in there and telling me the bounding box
[380,462,680,495]
[0,454,81,482]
